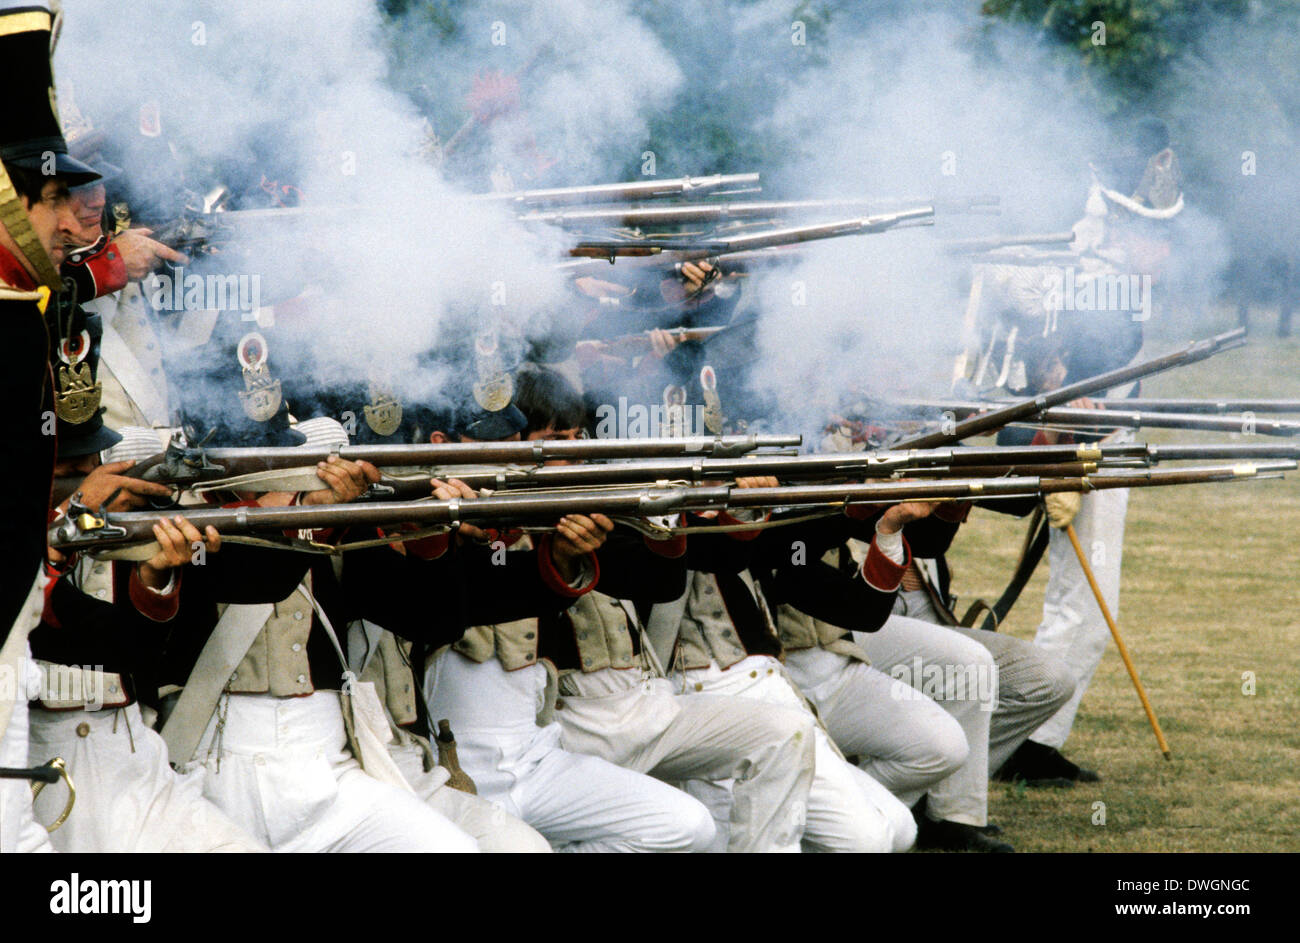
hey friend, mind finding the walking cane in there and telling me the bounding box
[1064,523,1172,760]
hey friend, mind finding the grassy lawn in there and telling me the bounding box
[949,320,1300,852]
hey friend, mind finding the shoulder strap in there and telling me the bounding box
[160,602,275,767]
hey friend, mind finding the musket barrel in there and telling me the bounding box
[50,459,1290,554]
[479,173,761,206]
[1146,444,1300,462]
[890,328,1248,449]
[129,434,803,484]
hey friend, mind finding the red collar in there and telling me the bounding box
[0,244,38,290]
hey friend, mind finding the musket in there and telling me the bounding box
[926,396,1300,415]
[888,327,1249,450]
[942,231,1076,254]
[522,195,997,228]
[236,443,1161,500]
[476,173,762,207]
[578,325,728,354]
[1074,398,1300,415]
[124,433,803,489]
[887,401,1300,438]
[51,462,1292,557]
[1144,443,1300,463]
[360,450,1143,501]
[560,207,935,272]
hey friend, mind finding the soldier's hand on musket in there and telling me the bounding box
[113,227,189,279]
[1068,396,1102,410]
[430,477,490,541]
[680,260,719,295]
[302,455,381,505]
[60,460,173,514]
[550,513,614,582]
[878,500,937,533]
[875,477,938,533]
[139,515,221,589]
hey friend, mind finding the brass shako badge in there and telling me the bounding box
[236,331,282,422]
[364,376,403,438]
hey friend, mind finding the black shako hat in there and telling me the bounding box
[0,3,100,186]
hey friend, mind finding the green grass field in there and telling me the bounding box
[950,321,1300,852]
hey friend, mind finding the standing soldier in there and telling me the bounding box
[0,0,102,852]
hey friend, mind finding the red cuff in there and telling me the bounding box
[861,535,911,593]
[40,563,64,629]
[535,534,599,598]
[401,530,451,560]
[716,509,768,541]
[643,532,687,558]
[129,565,183,622]
[67,237,129,297]
[934,501,973,524]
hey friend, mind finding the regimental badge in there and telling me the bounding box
[364,378,403,438]
[236,332,282,423]
[700,365,725,435]
[55,330,101,424]
[662,385,687,438]
[472,329,514,413]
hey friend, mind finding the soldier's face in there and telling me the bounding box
[68,184,107,246]
[24,180,78,268]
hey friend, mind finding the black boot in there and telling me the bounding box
[994,740,1100,787]
[911,796,1014,853]
[915,815,1015,853]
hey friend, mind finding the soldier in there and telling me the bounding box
[412,393,736,853]
[512,365,817,854]
[1,0,101,853]
[153,417,479,852]
[976,118,1185,786]
[31,421,271,851]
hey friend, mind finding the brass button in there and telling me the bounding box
[524,653,534,661]
[293,611,305,621]
[296,674,307,684]
[524,632,535,640]
[291,643,302,652]
[76,722,90,737]
[693,682,703,692]
[711,610,723,619]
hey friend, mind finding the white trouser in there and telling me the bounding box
[426,651,715,853]
[387,732,552,853]
[675,655,916,853]
[852,615,997,826]
[193,691,477,852]
[1031,487,1129,748]
[783,646,968,804]
[1,643,52,854]
[555,667,815,853]
[28,703,265,852]
[894,589,1076,773]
